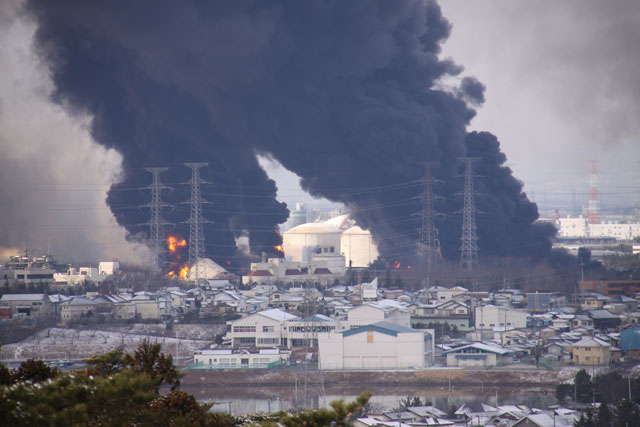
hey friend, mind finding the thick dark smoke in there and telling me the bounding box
[25,0,555,269]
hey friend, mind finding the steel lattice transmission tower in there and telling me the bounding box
[586,160,601,225]
[414,162,441,279]
[144,167,171,271]
[459,157,480,272]
[185,162,209,283]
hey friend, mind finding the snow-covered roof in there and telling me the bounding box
[1,293,47,301]
[258,308,299,322]
[445,342,512,355]
[62,296,97,306]
[572,337,610,348]
[200,349,232,355]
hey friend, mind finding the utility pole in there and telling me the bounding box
[459,158,480,272]
[578,258,585,305]
[414,162,441,287]
[185,162,209,284]
[145,167,171,272]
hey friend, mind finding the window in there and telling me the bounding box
[367,330,374,343]
[233,326,256,333]
[263,325,274,333]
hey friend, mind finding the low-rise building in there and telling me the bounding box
[443,343,514,368]
[347,300,411,329]
[571,336,611,365]
[60,296,98,322]
[475,305,528,330]
[0,293,53,319]
[191,348,288,369]
[224,308,299,348]
[318,321,434,370]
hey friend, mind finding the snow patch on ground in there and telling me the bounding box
[0,327,212,362]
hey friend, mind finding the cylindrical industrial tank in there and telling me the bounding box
[340,226,379,268]
[282,223,342,262]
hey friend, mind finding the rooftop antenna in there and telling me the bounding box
[185,162,209,285]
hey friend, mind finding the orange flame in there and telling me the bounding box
[393,260,401,270]
[167,271,175,277]
[274,244,285,254]
[407,265,412,269]
[179,265,189,280]
[166,235,187,252]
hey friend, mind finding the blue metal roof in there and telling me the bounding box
[342,321,419,337]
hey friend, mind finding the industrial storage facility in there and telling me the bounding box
[282,216,379,268]
[341,225,379,268]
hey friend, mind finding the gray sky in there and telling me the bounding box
[1,0,639,262]
[439,0,640,209]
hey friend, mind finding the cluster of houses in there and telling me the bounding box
[188,278,640,371]
[4,275,640,371]
[353,403,582,427]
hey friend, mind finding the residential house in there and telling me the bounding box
[475,305,528,330]
[411,300,473,331]
[60,296,98,322]
[571,336,611,365]
[588,309,621,330]
[347,300,411,329]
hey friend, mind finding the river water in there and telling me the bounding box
[183,384,557,416]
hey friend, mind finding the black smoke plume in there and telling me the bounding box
[26,0,555,269]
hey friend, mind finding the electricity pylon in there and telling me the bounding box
[414,162,441,283]
[185,162,209,284]
[144,167,171,271]
[459,157,480,272]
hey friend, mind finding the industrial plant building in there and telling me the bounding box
[281,216,379,269]
[556,216,640,240]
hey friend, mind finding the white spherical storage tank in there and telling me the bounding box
[282,222,342,262]
[340,225,379,268]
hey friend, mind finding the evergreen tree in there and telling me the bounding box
[615,399,640,427]
[12,359,58,383]
[574,369,594,403]
[595,399,611,427]
[279,391,371,427]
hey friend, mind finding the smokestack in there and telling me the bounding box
[26,0,555,268]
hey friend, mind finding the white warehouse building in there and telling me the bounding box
[318,321,434,370]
